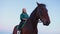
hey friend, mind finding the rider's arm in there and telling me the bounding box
[21,18,27,20]
[20,13,29,21]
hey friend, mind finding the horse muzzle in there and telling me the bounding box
[43,21,50,26]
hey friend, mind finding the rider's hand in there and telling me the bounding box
[22,18,27,21]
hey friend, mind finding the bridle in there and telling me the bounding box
[36,6,44,23]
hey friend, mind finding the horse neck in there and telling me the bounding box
[29,7,38,28]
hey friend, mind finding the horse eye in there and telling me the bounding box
[38,10,43,16]
[40,11,43,16]
[37,8,43,16]
[46,9,48,12]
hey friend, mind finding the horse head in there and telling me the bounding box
[36,2,50,26]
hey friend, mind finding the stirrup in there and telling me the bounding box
[17,30,21,34]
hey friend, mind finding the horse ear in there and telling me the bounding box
[37,2,40,6]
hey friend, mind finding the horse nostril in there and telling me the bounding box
[47,21,48,23]
[46,21,50,25]
[43,21,49,26]
[47,21,50,24]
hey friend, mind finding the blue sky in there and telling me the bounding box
[0,0,60,34]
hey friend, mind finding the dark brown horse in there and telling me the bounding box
[13,2,50,34]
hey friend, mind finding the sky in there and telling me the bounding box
[0,0,60,34]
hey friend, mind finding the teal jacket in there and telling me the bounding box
[20,13,29,20]
[20,13,29,28]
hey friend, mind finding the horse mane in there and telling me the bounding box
[29,7,38,20]
[26,6,39,29]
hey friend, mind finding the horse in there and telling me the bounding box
[13,2,50,34]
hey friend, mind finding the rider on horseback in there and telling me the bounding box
[18,8,29,31]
